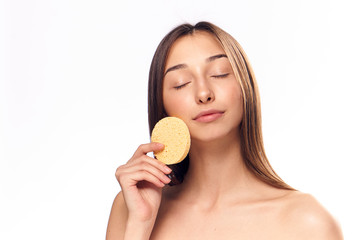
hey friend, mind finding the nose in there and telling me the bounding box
[196,82,215,104]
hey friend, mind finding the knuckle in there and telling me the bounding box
[138,144,146,150]
[140,162,148,171]
[115,169,121,179]
[140,157,150,164]
[117,173,127,183]
[139,169,148,176]
[139,162,147,168]
[138,155,148,164]
[115,168,120,177]
[115,165,124,173]
[115,165,126,179]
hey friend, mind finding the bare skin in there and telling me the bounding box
[106,32,343,240]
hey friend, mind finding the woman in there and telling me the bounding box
[106,22,342,239]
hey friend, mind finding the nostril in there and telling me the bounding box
[198,92,214,104]
[199,97,212,103]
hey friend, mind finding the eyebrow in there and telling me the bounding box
[206,54,227,63]
[164,54,228,76]
[164,63,187,76]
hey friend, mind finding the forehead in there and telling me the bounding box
[165,31,225,68]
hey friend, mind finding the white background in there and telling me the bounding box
[1,0,359,239]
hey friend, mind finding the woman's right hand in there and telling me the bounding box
[115,142,172,228]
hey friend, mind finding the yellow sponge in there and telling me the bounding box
[151,117,191,165]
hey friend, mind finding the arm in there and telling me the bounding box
[106,191,156,240]
[106,192,127,240]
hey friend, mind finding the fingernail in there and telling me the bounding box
[156,142,164,148]
[164,166,172,173]
[165,176,171,184]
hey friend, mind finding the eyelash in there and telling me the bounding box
[174,82,189,90]
[173,73,229,90]
[212,73,230,79]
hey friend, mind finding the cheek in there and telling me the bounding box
[231,87,243,105]
[218,80,243,104]
[223,82,244,118]
[233,90,244,122]
[163,91,192,117]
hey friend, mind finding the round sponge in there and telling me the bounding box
[151,117,191,165]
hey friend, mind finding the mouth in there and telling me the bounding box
[193,109,224,123]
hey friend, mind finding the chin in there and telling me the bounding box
[190,127,238,144]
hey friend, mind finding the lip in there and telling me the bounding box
[193,109,224,123]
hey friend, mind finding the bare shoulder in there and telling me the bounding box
[106,191,128,240]
[280,191,343,239]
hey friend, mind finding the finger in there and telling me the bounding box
[126,170,167,188]
[132,142,164,158]
[118,159,171,184]
[131,161,171,184]
[116,161,171,186]
[130,155,172,174]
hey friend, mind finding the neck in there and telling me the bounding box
[179,131,257,205]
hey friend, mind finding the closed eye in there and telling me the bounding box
[211,73,230,79]
[174,82,190,90]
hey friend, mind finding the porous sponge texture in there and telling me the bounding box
[151,117,191,165]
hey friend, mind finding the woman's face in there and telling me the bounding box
[162,31,243,143]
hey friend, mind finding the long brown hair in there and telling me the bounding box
[148,21,294,190]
